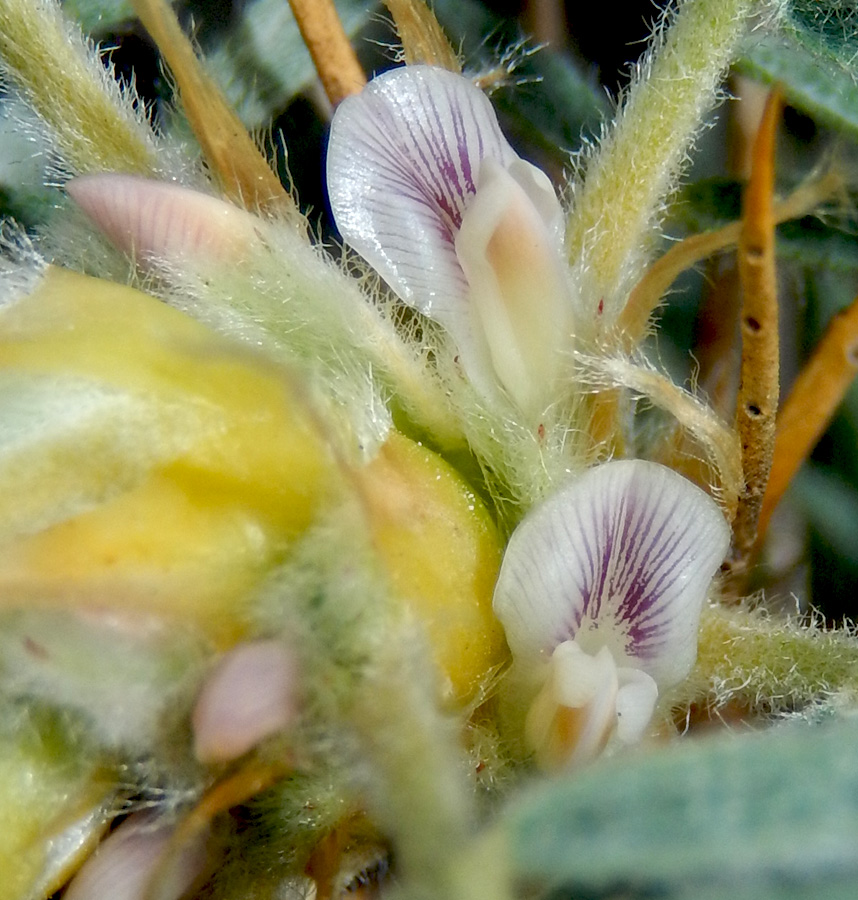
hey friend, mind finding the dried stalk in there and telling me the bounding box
[727,89,781,580]
[618,170,842,348]
[384,0,461,71]
[758,292,858,540]
[288,0,366,106]
[133,0,294,215]
[144,761,289,900]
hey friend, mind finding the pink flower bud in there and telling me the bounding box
[64,814,207,900]
[192,639,297,764]
[67,175,262,265]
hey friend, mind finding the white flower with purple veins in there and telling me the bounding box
[325,66,730,768]
[327,65,573,419]
[493,460,730,770]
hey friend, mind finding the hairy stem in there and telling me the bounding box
[567,0,757,326]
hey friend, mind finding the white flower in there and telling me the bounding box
[326,64,574,419]
[492,460,730,770]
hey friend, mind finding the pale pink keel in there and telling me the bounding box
[64,814,208,900]
[192,639,297,764]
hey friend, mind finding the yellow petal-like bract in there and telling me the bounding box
[360,433,507,704]
[0,267,334,643]
[0,714,114,900]
[0,267,506,695]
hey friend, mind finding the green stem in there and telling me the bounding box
[566,0,758,326]
[0,0,159,175]
[349,622,513,900]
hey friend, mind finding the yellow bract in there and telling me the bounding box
[0,267,507,697]
[1,476,282,646]
[360,434,507,705]
[0,718,114,900]
[0,266,334,644]
[0,266,330,526]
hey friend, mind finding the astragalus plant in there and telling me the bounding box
[1,1,858,898]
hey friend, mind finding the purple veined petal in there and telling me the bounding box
[67,174,262,264]
[455,158,572,414]
[493,460,731,688]
[326,64,518,331]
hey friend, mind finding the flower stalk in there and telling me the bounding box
[287,0,367,106]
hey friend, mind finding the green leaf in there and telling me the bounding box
[671,177,858,273]
[776,217,858,273]
[489,49,608,168]
[433,0,608,167]
[737,33,858,141]
[203,0,375,129]
[501,716,858,899]
[783,0,858,65]
[672,176,743,230]
[793,465,858,568]
[60,0,136,34]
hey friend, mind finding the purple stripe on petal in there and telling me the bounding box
[597,481,695,664]
[618,492,680,626]
[326,65,517,345]
[493,461,730,687]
